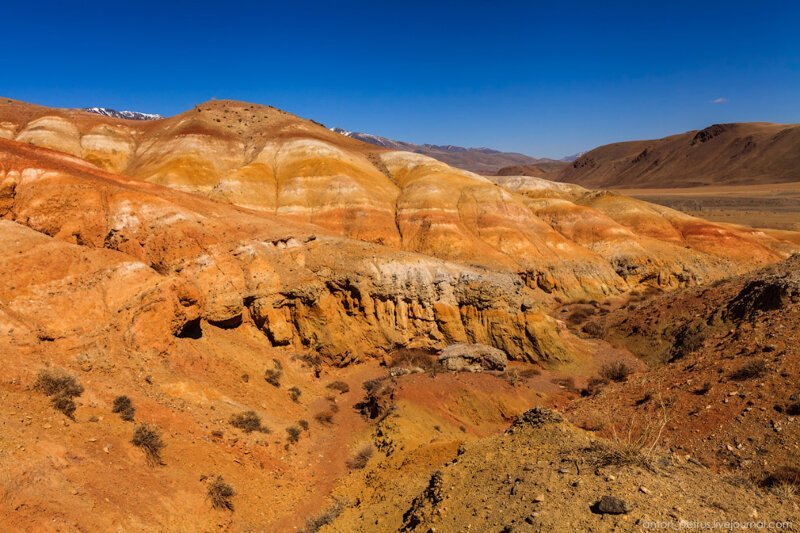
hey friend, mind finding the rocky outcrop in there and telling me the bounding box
[437,343,508,372]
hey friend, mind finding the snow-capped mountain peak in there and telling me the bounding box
[82,107,163,120]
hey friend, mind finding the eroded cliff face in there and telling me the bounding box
[1,99,799,368]
[0,139,573,364]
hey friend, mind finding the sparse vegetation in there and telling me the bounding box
[288,386,302,403]
[346,445,373,470]
[207,475,235,511]
[729,359,768,381]
[112,395,135,421]
[34,368,84,419]
[582,321,604,337]
[694,381,712,395]
[298,419,309,431]
[326,380,350,394]
[286,425,302,445]
[762,466,800,490]
[551,377,578,393]
[229,411,269,434]
[306,499,345,532]
[600,361,634,383]
[390,348,437,373]
[314,411,335,425]
[355,378,395,419]
[132,424,165,465]
[265,359,283,387]
[583,377,608,396]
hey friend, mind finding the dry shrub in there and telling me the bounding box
[265,359,283,387]
[520,367,542,378]
[600,361,634,383]
[390,348,437,372]
[326,381,350,394]
[34,369,84,397]
[551,377,578,393]
[314,411,334,426]
[346,445,373,470]
[208,476,235,511]
[298,419,309,431]
[306,499,345,532]
[286,425,302,445]
[288,386,302,403]
[567,307,594,325]
[583,377,608,396]
[112,395,135,421]
[229,411,269,433]
[693,382,712,395]
[34,369,84,419]
[729,359,768,381]
[762,466,800,489]
[355,378,395,419]
[132,424,165,465]
[584,393,671,471]
[582,321,604,337]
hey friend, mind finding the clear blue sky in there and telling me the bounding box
[2,1,798,158]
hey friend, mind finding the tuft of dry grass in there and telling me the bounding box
[346,445,373,470]
[600,361,634,383]
[229,411,269,434]
[286,425,302,445]
[314,411,334,425]
[132,424,165,465]
[288,386,302,403]
[264,359,283,387]
[326,381,350,394]
[34,369,84,419]
[306,499,345,532]
[729,359,768,381]
[112,395,135,421]
[208,476,235,511]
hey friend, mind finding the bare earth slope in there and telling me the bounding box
[558,122,800,189]
[1,98,800,530]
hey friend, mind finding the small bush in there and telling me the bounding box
[298,419,309,431]
[132,424,165,465]
[730,360,768,381]
[583,440,650,469]
[112,395,135,421]
[315,411,334,425]
[288,387,302,403]
[762,466,800,489]
[286,425,302,445]
[582,321,604,337]
[346,445,373,470]
[51,395,77,419]
[306,499,345,532]
[600,362,634,383]
[520,368,542,378]
[390,348,437,372]
[583,377,608,396]
[34,369,84,419]
[694,382,712,395]
[265,359,283,387]
[208,476,235,511]
[229,411,268,434]
[551,377,578,393]
[326,381,350,394]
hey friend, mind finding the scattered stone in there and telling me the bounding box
[592,495,630,515]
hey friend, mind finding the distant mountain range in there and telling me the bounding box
[330,127,562,175]
[558,122,800,188]
[83,107,163,120]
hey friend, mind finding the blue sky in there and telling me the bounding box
[2,1,798,158]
